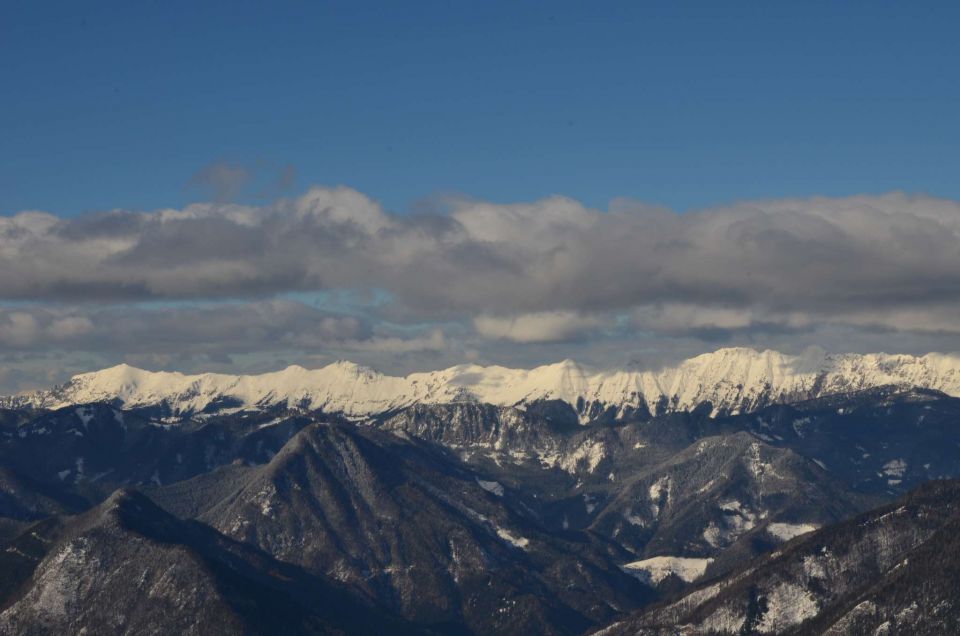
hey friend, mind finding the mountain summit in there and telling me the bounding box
[6,347,960,421]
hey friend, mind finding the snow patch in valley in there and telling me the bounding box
[476,478,504,497]
[767,522,818,542]
[495,527,529,549]
[621,556,714,585]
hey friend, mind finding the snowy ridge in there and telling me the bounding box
[8,347,960,419]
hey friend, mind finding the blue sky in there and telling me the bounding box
[4,1,959,216]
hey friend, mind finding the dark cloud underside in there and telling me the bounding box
[3,188,960,392]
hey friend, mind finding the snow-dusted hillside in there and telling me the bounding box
[7,347,960,419]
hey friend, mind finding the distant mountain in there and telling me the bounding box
[599,479,960,635]
[5,347,960,421]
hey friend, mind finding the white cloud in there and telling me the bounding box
[335,329,448,353]
[5,188,960,374]
[474,311,607,343]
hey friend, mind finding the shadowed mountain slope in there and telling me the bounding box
[0,489,425,635]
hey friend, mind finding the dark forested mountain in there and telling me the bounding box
[0,489,424,635]
[3,354,960,634]
[600,480,960,635]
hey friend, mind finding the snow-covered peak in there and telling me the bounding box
[11,347,960,419]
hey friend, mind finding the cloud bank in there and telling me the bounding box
[3,187,960,390]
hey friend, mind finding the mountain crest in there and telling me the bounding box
[6,347,960,421]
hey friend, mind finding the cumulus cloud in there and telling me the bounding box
[336,329,448,353]
[3,187,960,366]
[474,311,608,343]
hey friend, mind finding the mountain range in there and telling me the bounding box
[2,347,960,634]
[6,347,960,420]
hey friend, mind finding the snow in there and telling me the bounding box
[768,522,818,541]
[866,506,908,526]
[883,459,907,478]
[256,417,286,430]
[495,527,529,549]
[696,605,747,634]
[648,476,671,517]
[476,478,504,497]
[702,523,722,547]
[697,478,719,494]
[697,606,746,633]
[719,500,745,513]
[621,556,714,585]
[623,512,645,526]
[755,582,819,632]
[254,486,277,517]
[30,538,92,618]
[802,554,829,579]
[583,493,598,514]
[75,407,94,427]
[544,440,607,474]
[703,500,760,547]
[14,347,960,419]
